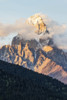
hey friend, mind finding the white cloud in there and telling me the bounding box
[39,13,67,51]
[0,33,17,47]
[0,13,67,52]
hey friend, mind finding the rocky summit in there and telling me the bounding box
[27,14,47,34]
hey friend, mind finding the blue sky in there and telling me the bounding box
[0,0,67,24]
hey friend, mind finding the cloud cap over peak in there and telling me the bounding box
[0,13,67,52]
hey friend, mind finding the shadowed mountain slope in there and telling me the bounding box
[0,60,67,100]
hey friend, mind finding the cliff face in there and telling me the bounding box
[0,41,67,84]
[34,50,67,84]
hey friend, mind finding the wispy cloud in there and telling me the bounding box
[0,18,35,37]
[0,33,17,47]
[0,13,67,52]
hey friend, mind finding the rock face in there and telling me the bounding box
[0,14,67,84]
[34,50,67,84]
[0,41,67,84]
[43,46,53,53]
[27,14,47,34]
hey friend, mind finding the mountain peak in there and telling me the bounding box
[27,14,47,34]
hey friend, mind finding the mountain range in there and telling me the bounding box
[0,14,67,84]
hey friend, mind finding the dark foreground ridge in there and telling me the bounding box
[0,60,67,100]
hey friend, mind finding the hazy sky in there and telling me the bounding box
[0,0,67,24]
[0,0,67,51]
